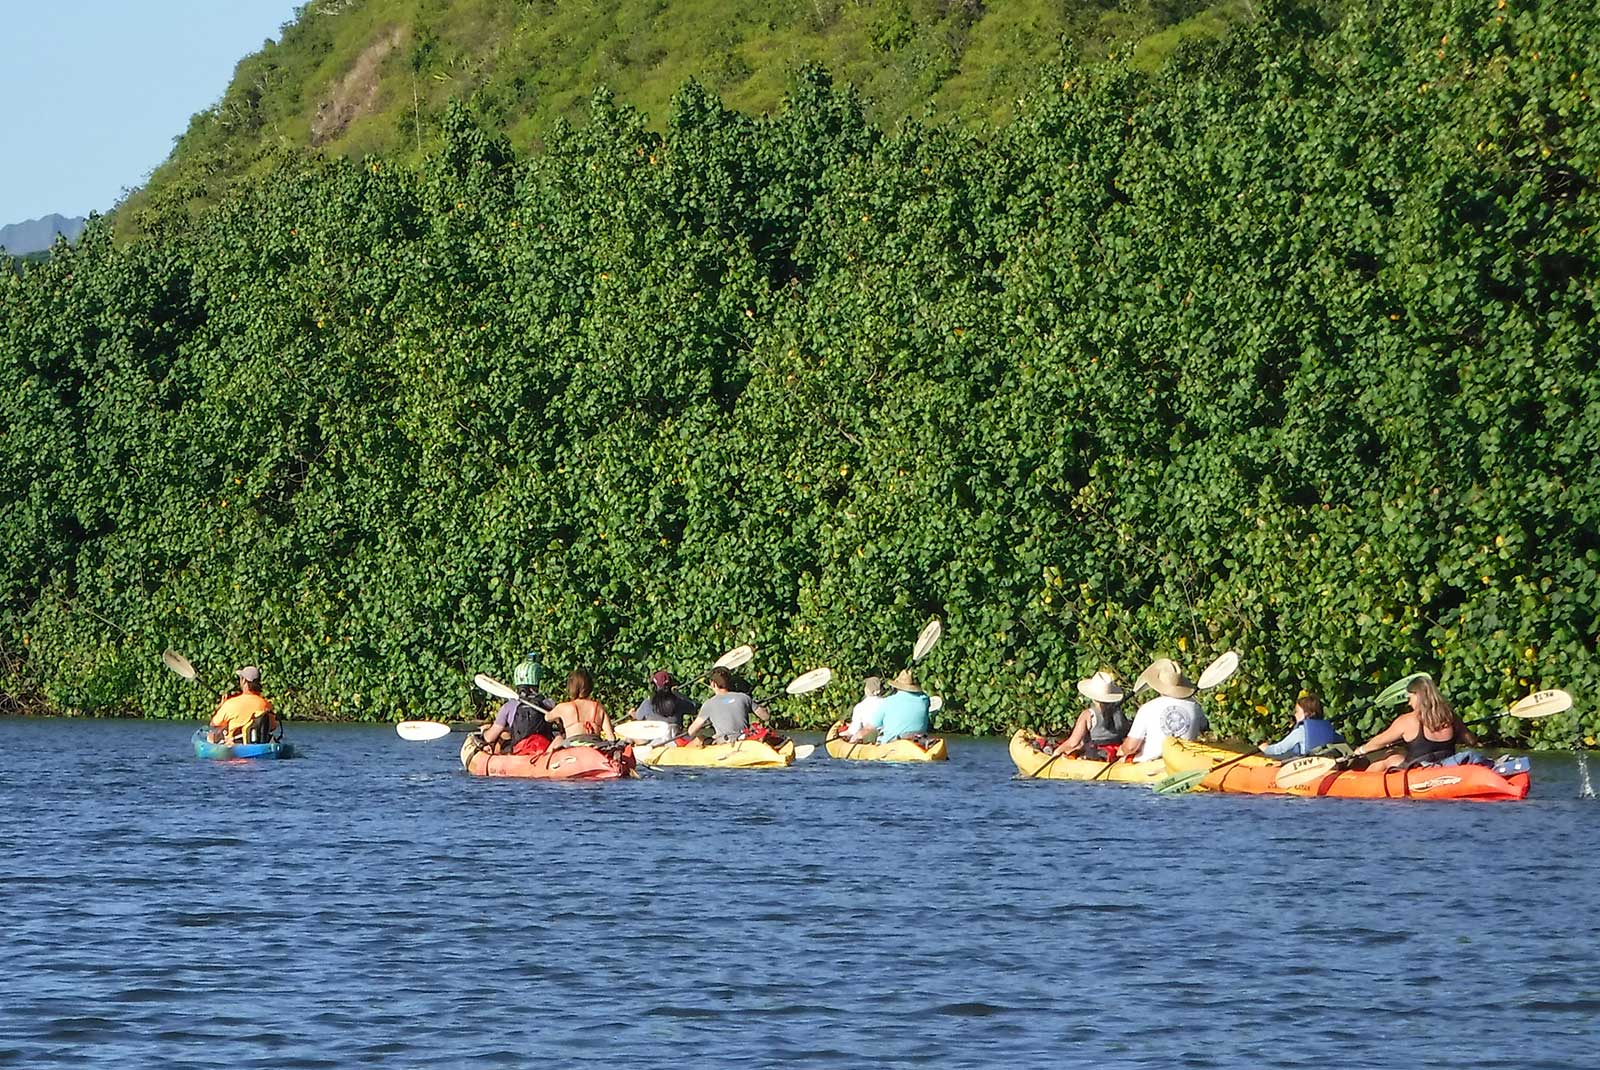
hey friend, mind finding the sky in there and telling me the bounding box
[1,1,304,226]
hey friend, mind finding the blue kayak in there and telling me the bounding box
[191,729,294,760]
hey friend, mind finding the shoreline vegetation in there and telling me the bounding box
[2,0,1596,745]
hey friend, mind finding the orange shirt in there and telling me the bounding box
[211,692,274,735]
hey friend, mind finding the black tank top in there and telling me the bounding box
[1403,722,1457,764]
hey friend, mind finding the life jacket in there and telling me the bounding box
[507,696,554,748]
[1086,703,1131,746]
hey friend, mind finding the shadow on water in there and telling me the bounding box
[1,716,1597,1069]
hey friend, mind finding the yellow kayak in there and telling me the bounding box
[824,723,948,762]
[1007,730,1166,784]
[638,737,796,768]
[1161,738,1271,779]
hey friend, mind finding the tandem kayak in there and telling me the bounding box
[825,723,948,762]
[1161,739,1531,802]
[637,737,796,768]
[1007,730,1165,784]
[192,729,293,760]
[459,733,636,780]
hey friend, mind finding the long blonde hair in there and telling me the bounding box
[1408,677,1455,733]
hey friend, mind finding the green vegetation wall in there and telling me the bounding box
[2,0,1596,746]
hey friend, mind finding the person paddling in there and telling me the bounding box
[482,651,560,757]
[545,668,614,745]
[208,666,278,744]
[632,670,697,737]
[682,666,766,744]
[1260,692,1344,758]
[1351,676,1476,770]
[839,676,887,742]
[1050,670,1130,759]
[877,669,932,744]
[1121,659,1207,762]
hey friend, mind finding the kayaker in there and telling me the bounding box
[839,676,886,742]
[546,668,615,744]
[1050,670,1129,759]
[682,667,766,743]
[1260,692,1344,758]
[1121,659,1207,762]
[877,669,932,743]
[1351,676,1477,770]
[482,652,560,757]
[208,666,278,744]
[631,670,697,736]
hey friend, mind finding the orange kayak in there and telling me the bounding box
[459,734,636,780]
[1163,740,1530,802]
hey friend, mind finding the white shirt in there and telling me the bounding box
[1126,696,1207,762]
[845,694,884,738]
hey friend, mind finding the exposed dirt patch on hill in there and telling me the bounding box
[312,26,405,146]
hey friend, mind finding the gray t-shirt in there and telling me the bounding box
[699,692,755,740]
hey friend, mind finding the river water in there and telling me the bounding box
[1,717,1596,1069]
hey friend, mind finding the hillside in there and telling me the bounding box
[119,0,1260,230]
[0,214,87,256]
[6,0,1596,741]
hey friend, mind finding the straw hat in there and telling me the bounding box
[1076,670,1125,704]
[890,669,922,692]
[1142,659,1196,699]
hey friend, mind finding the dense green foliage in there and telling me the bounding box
[121,0,1261,234]
[4,0,1596,747]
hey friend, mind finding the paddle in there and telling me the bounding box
[690,643,755,686]
[161,648,201,683]
[614,719,671,743]
[397,721,451,741]
[1273,688,1574,790]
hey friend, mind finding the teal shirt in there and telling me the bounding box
[877,690,931,742]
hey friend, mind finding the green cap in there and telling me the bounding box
[513,651,541,687]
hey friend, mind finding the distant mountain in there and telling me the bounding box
[0,214,87,255]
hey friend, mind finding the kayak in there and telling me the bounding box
[1162,739,1531,802]
[459,733,636,780]
[1007,730,1165,784]
[824,723,948,761]
[192,729,293,760]
[638,737,796,768]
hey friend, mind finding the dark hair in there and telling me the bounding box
[709,667,733,690]
[567,669,593,701]
[1296,692,1325,719]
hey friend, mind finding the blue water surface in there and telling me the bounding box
[1,717,1596,1069]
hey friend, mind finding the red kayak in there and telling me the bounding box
[459,734,635,780]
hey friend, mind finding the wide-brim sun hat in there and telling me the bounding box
[1143,659,1197,699]
[1076,670,1125,704]
[891,669,922,692]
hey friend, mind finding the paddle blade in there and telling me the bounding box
[162,649,197,681]
[713,644,755,672]
[1152,769,1207,795]
[615,720,671,742]
[928,695,944,713]
[397,720,451,742]
[793,744,816,760]
[1375,671,1430,707]
[1197,651,1240,690]
[786,667,833,696]
[1508,689,1572,719]
[912,619,943,662]
[473,672,517,702]
[1274,755,1338,789]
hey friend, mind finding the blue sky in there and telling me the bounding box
[1,1,303,225]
